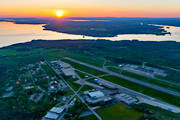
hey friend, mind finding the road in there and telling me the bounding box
[43,57,102,120]
[65,57,180,98]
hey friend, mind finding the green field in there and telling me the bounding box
[97,104,143,120]
[80,114,98,120]
[81,104,143,120]
[67,80,81,91]
[43,49,105,67]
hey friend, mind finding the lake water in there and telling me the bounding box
[0,22,180,48]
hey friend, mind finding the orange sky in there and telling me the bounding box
[0,0,180,18]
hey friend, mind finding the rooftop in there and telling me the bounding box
[61,68,76,77]
[116,93,138,105]
[45,112,59,120]
[50,107,65,114]
[88,91,105,99]
[57,61,70,68]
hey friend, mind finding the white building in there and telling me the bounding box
[85,90,112,104]
[61,68,76,78]
[57,61,71,68]
[43,107,66,120]
[56,60,76,78]
[88,91,105,99]
[44,112,59,120]
[50,107,65,114]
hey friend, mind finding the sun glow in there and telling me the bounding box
[55,10,64,18]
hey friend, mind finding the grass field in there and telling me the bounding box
[96,104,143,120]
[67,80,81,91]
[81,104,143,120]
[43,49,105,67]
[80,115,98,120]
[81,85,94,91]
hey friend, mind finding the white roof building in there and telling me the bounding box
[44,112,59,120]
[61,68,76,77]
[50,107,65,114]
[43,107,65,120]
[88,91,105,99]
[57,61,70,68]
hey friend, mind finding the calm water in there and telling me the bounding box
[0,22,180,48]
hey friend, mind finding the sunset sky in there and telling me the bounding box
[1,0,180,18]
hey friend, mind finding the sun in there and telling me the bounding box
[55,10,64,18]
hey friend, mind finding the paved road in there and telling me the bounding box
[65,57,180,98]
[43,58,102,120]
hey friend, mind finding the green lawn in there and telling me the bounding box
[67,80,81,91]
[80,115,98,120]
[41,64,57,77]
[80,85,94,91]
[96,104,143,120]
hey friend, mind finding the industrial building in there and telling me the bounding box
[87,91,105,99]
[53,60,77,78]
[57,61,71,68]
[115,93,138,105]
[85,90,112,104]
[42,107,66,120]
[61,68,76,78]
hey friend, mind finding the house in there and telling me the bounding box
[30,93,44,103]
[49,81,60,92]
